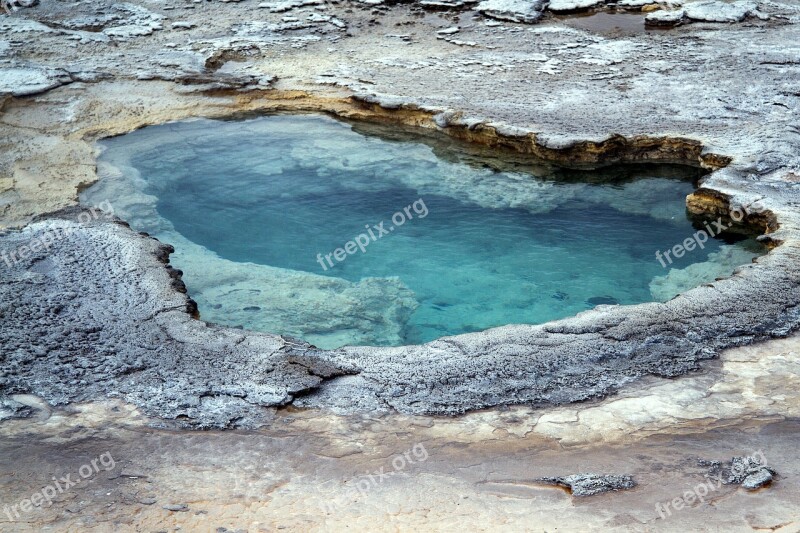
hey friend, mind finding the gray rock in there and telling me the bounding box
[540,474,636,497]
[170,22,197,30]
[704,454,776,490]
[0,16,57,35]
[477,0,547,23]
[645,8,687,25]
[259,0,324,12]
[162,504,189,512]
[2,0,39,12]
[57,14,123,32]
[436,26,460,35]
[419,0,479,8]
[0,397,32,421]
[547,0,604,12]
[0,65,73,97]
[102,3,165,40]
[684,0,757,22]
[742,469,774,490]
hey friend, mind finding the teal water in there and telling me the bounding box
[87,114,764,347]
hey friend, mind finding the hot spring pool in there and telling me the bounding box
[82,114,764,348]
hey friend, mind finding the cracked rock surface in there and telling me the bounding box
[0,210,356,428]
[540,473,637,496]
[704,454,777,490]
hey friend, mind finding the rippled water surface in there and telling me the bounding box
[85,115,764,347]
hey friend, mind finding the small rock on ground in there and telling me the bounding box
[540,474,637,497]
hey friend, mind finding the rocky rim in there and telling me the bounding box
[0,0,799,429]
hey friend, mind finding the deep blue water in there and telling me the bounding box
[91,115,762,346]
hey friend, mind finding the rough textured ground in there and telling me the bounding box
[1,0,800,530]
[0,395,799,531]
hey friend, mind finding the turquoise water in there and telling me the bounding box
[87,115,764,348]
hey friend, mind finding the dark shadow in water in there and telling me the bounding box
[223,111,709,187]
